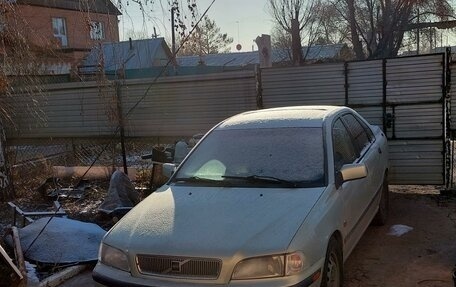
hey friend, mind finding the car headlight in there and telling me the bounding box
[232,252,305,280]
[99,243,130,272]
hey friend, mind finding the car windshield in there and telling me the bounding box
[172,127,325,188]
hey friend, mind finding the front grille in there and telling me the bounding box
[136,255,222,279]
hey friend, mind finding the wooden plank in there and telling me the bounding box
[10,227,26,284]
[38,265,88,287]
[0,244,23,280]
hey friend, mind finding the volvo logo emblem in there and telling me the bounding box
[171,261,181,272]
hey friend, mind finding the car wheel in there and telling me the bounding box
[372,172,389,226]
[321,237,343,287]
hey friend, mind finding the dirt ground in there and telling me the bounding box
[345,186,456,287]
[58,185,456,287]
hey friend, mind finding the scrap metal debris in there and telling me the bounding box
[98,170,139,215]
[37,265,88,287]
[173,140,188,164]
[141,147,171,163]
[1,226,26,287]
[46,180,92,199]
[37,177,92,200]
[0,243,23,283]
[8,201,66,227]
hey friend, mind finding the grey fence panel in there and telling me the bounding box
[386,55,444,66]
[261,64,345,107]
[347,60,383,105]
[451,62,456,130]
[388,140,443,184]
[386,54,443,104]
[121,71,257,137]
[393,104,443,138]
[6,82,116,139]
[353,107,383,127]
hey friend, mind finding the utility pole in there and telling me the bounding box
[416,9,420,55]
[291,18,303,66]
[170,7,177,75]
[115,81,128,175]
[171,7,176,56]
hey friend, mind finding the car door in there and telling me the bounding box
[341,113,383,204]
[332,113,380,256]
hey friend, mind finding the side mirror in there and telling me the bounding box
[336,163,367,188]
[162,163,177,178]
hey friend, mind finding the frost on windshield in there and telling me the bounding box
[194,160,226,180]
[175,127,325,186]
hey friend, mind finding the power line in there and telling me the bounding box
[27,0,218,248]
[125,0,217,117]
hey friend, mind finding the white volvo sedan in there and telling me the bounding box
[93,106,389,287]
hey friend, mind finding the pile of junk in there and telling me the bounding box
[0,137,200,287]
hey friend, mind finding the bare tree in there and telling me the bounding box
[177,15,233,56]
[271,25,292,50]
[315,2,350,45]
[329,0,455,59]
[268,0,322,64]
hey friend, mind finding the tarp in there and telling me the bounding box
[7,217,105,264]
[98,170,140,214]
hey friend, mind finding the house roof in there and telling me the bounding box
[81,38,173,72]
[177,44,346,67]
[400,46,456,56]
[432,46,456,54]
[15,0,122,15]
[178,51,258,67]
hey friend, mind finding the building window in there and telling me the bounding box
[52,17,68,47]
[90,21,104,40]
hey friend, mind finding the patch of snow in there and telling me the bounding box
[218,106,349,130]
[387,224,413,237]
[25,261,39,286]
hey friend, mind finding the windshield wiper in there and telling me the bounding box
[221,175,300,188]
[173,176,230,186]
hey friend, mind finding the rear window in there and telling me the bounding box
[172,127,325,187]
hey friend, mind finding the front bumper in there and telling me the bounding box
[93,260,323,287]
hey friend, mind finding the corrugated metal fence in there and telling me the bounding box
[5,53,452,186]
[121,72,257,138]
[7,72,257,139]
[261,54,447,185]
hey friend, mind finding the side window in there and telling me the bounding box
[360,118,375,142]
[342,114,371,155]
[332,119,357,172]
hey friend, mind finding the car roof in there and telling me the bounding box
[217,106,348,130]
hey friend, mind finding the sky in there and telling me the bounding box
[117,0,456,53]
[118,0,274,52]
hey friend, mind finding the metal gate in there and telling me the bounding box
[261,53,450,185]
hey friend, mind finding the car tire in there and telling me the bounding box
[372,172,389,226]
[320,236,343,287]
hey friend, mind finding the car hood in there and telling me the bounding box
[104,185,325,259]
